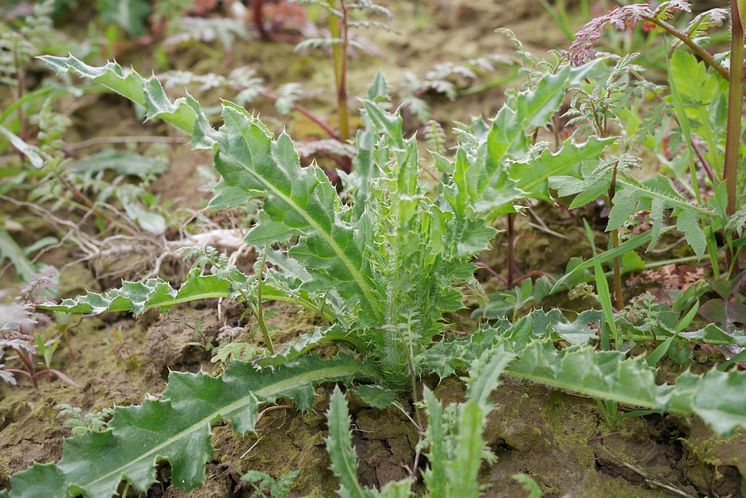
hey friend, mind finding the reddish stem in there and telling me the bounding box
[251,0,271,41]
[506,213,517,288]
[724,1,744,216]
[259,90,340,140]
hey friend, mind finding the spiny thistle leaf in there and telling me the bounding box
[38,55,200,135]
[421,344,513,498]
[36,269,235,315]
[258,326,369,367]
[509,342,746,436]
[3,356,376,498]
[487,62,602,162]
[326,387,379,498]
[448,402,487,498]
[421,388,447,498]
[207,106,383,320]
[426,319,746,436]
[509,136,611,202]
[465,345,516,409]
[39,55,385,322]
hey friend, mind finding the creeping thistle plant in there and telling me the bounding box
[2,43,744,497]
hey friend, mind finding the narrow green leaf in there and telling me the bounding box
[0,230,38,282]
[0,125,47,168]
[326,387,378,498]
[422,388,446,498]
[551,229,667,293]
[583,220,618,348]
[447,402,485,498]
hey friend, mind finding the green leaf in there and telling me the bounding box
[609,176,715,257]
[38,55,386,322]
[326,386,378,498]
[465,345,515,409]
[551,229,666,293]
[510,137,610,201]
[354,385,398,409]
[432,321,746,437]
[584,220,618,348]
[551,169,612,209]
[668,370,746,436]
[647,301,699,366]
[0,125,47,168]
[117,190,166,235]
[447,401,486,498]
[259,326,368,367]
[0,230,38,282]
[210,107,383,321]
[367,72,389,102]
[240,469,298,498]
[531,308,603,346]
[421,388,446,498]
[421,344,511,498]
[669,50,720,106]
[379,479,413,498]
[513,473,543,498]
[37,269,234,315]
[5,356,376,497]
[38,55,200,135]
[69,149,168,178]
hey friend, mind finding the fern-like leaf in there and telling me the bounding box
[608,175,717,257]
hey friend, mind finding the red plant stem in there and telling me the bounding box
[251,0,271,41]
[608,163,624,310]
[724,0,744,216]
[15,350,37,388]
[327,0,350,144]
[690,138,716,183]
[513,270,557,285]
[259,90,340,140]
[337,0,350,142]
[507,213,516,288]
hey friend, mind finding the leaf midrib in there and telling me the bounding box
[505,367,673,412]
[617,178,712,215]
[223,136,383,320]
[70,361,370,493]
[517,141,605,193]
